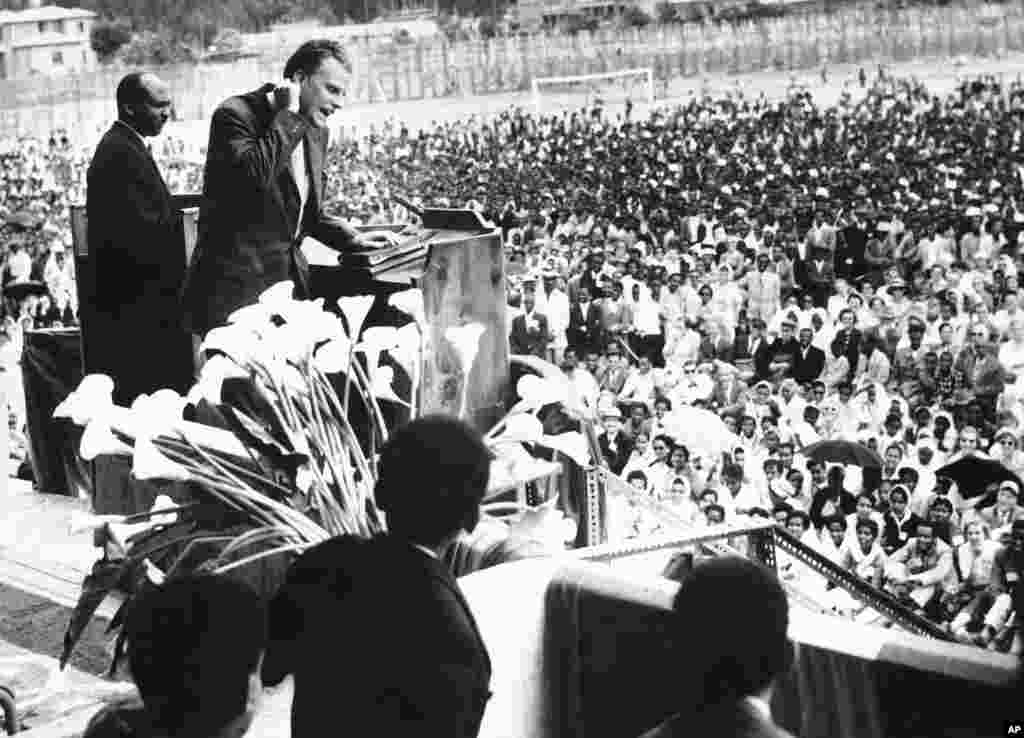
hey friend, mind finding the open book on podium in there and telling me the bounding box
[304,207,509,433]
[302,207,495,284]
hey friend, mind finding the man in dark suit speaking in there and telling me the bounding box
[183,39,393,341]
[86,72,194,407]
[262,415,492,738]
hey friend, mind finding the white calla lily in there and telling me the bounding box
[54,374,115,426]
[80,416,132,461]
[444,323,486,378]
[360,326,400,351]
[514,374,569,412]
[189,355,248,406]
[536,431,591,467]
[490,413,544,446]
[388,288,426,328]
[358,326,400,381]
[279,363,309,395]
[387,322,421,381]
[258,280,296,309]
[275,299,340,344]
[313,336,354,374]
[132,436,193,482]
[370,366,407,405]
[337,295,375,340]
[508,503,573,549]
[226,302,276,335]
[149,389,189,420]
[199,324,261,365]
[129,391,188,441]
[265,324,315,365]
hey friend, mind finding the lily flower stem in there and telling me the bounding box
[350,357,390,444]
[156,438,294,497]
[458,381,469,422]
[174,434,326,541]
[306,379,357,506]
[343,343,357,416]
[310,369,382,534]
[214,541,310,576]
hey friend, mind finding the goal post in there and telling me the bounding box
[530,67,655,115]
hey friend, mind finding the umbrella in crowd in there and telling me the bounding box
[5,280,49,302]
[801,439,883,468]
[936,454,1024,500]
[670,405,737,458]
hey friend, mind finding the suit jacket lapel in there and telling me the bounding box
[114,122,168,198]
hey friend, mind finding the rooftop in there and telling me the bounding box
[0,4,95,25]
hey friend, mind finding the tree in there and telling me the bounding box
[90,19,132,61]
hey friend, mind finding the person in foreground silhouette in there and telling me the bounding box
[261,414,492,738]
[83,575,268,738]
[639,557,796,738]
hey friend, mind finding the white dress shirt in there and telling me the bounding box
[292,138,309,237]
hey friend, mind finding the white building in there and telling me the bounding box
[0,3,96,79]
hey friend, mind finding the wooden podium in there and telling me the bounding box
[310,211,510,434]
[419,228,509,433]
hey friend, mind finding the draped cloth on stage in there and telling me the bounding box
[22,328,91,497]
[458,559,1016,738]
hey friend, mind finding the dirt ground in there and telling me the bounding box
[159,50,1024,149]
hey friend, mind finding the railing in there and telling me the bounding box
[574,515,954,641]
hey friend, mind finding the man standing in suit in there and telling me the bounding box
[183,40,392,342]
[509,286,550,358]
[802,244,835,308]
[567,286,604,357]
[792,326,826,385]
[263,415,492,738]
[87,72,193,407]
[639,557,795,738]
[86,73,196,516]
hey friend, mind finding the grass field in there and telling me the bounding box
[159,50,1024,155]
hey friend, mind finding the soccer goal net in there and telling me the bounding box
[531,67,655,116]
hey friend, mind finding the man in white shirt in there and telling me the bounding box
[618,355,659,410]
[631,284,665,366]
[4,242,32,283]
[537,271,570,364]
[562,349,599,415]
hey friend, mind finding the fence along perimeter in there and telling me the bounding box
[2,4,1024,138]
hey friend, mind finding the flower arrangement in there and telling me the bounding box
[56,282,595,671]
[56,282,456,671]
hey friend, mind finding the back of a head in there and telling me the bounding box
[126,575,267,737]
[670,557,791,709]
[375,415,491,547]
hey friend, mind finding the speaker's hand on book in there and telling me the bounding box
[355,231,401,249]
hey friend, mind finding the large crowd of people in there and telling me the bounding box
[4,67,1024,651]
[356,70,1024,650]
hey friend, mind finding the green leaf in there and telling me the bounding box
[61,557,130,670]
